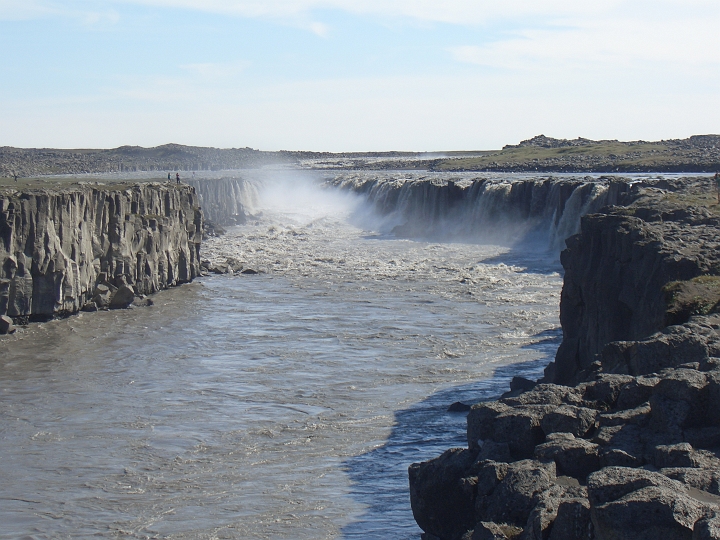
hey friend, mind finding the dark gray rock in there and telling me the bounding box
[582,374,634,408]
[600,328,710,376]
[534,433,600,481]
[478,460,555,528]
[592,486,704,540]
[616,376,659,410]
[501,384,582,407]
[81,301,98,312]
[588,467,704,540]
[649,369,707,432]
[547,498,593,540]
[661,467,720,496]
[409,448,477,540]
[541,405,597,437]
[109,284,136,309]
[598,403,650,427]
[0,314,15,334]
[693,513,720,540]
[468,402,549,459]
[465,522,519,540]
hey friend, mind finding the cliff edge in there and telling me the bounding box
[409,177,720,540]
[0,182,202,329]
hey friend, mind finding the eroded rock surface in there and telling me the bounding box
[0,183,202,322]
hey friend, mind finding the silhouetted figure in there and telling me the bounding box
[168,172,172,181]
[176,172,180,184]
[715,172,720,203]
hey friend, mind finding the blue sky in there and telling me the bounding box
[0,0,718,150]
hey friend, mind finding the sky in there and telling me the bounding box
[0,0,719,151]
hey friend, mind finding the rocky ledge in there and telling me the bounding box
[410,177,720,540]
[0,182,202,332]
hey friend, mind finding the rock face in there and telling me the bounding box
[409,179,720,540]
[186,177,258,226]
[0,183,202,322]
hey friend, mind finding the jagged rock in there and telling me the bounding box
[511,377,538,393]
[661,467,720,496]
[616,376,659,410]
[0,314,15,334]
[541,405,597,437]
[477,460,555,528]
[409,448,477,540]
[593,424,644,468]
[600,327,710,376]
[241,267,259,275]
[547,498,593,540]
[501,384,582,407]
[581,374,634,408]
[109,285,136,309]
[649,369,707,432]
[588,467,705,540]
[693,513,720,540]
[534,433,600,481]
[598,403,650,427]
[468,402,549,458]
[476,441,513,463]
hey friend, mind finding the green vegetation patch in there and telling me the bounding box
[664,275,720,325]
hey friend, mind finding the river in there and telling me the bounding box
[0,172,563,539]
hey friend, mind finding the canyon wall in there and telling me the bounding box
[408,178,720,540]
[0,182,202,322]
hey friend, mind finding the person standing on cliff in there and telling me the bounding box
[715,172,720,203]
[168,172,172,181]
[176,172,180,184]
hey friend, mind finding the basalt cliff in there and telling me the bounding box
[409,177,720,540]
[0,182,202,332]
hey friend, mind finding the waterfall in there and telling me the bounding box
[330,174,625,252]
[186,177,260,224]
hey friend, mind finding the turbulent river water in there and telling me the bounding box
[0,172,565,539]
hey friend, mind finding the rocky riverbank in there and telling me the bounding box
[0,182,202,332]
[409,177,720,539]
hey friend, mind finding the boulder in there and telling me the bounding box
[547,498,593,540]
[661,467,720,496]
[541,405,597,437]
[582,374,634,408]
[109,284,136,309]
[600,329,710,376]
[616,376,659,410]
[649,369,708,432]
[81,301,98,312]
[0,314,15,334]
[478,460,555,527]
[409,448,477,540]
[595,487,704,540]
[694,513,720,540]
[589,467,705,540]
[465,522,519,540]
[468,402,549,459]
[534,433,600,481]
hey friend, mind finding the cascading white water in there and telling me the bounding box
[328,173,618,251]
